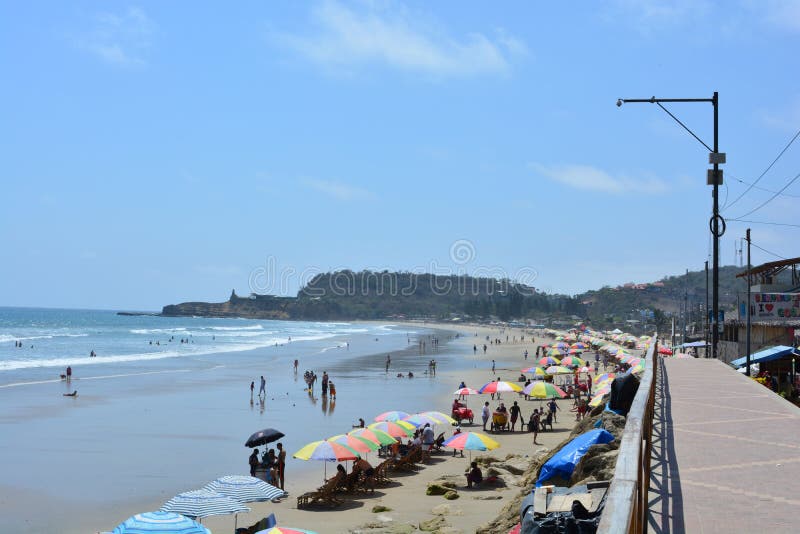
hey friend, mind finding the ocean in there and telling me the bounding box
[0,307,468,533]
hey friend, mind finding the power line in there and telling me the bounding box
[723,127,800,211]
[729,174,800,199]
[729,218,800,228]
[750,241,787,260]
[732,170,800,219]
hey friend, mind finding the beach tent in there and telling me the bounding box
[536,429,615,486]
[730,345,798,368]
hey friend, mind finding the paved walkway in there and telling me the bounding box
[647,357,800,533]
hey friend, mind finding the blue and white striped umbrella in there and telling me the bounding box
[204,475,287,502]
[161,489,250,519]
[112,511,210,534]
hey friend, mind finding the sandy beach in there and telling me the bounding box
[198,322,597,534]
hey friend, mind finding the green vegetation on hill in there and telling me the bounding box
[162,265,770,328]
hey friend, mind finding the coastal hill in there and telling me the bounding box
[160,266,754,326]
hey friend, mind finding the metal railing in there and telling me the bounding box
[597,335,658,534]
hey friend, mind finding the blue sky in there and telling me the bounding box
[1,0,799,310]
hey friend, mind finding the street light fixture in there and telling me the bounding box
[617,93,724,359]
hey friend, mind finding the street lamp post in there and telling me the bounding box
[617,93,723,359]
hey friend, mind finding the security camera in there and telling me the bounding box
[616,99,623,108]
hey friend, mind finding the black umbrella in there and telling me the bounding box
[245,428,285,448]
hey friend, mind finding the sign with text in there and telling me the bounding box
[746,293,800,322]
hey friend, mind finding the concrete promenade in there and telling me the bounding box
[647,357,800,533]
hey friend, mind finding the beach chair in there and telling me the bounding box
[432,432,445,451]
[391,445,421,472]
[296,472,345,508]
[373,458,394,486]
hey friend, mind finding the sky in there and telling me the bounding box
[1,0,799,310]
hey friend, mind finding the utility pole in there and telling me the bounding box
[746,228,752,376]
[682,268,689,347]
[705,260,709,357]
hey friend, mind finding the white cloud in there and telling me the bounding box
[273,1,526,77]
[744,0,800,32]
[303,178,374,200]
[530,163,669,194]
[82,6,154,66]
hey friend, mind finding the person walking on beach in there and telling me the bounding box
[531,409,541,444]
[258,376,266,398]
[385,354,391,372]
[249,381,254,399]
[509,401,523,432]
[491,360,496,373]
[481,401,491,431]
[294,359,298,373]
[321,371,329,396]
[276,443,286,490]
[66,366,72,381]
[548,398,560,423]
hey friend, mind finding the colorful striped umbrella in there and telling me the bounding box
[560,356,586,367]
[204,475,286,503]
[588,392,607,408]
[577,366,594,373]
[539,355,561,366]
[374,410,411,422]
[421,411,457,425]
[571,342,588,350]
[522,366,547,377]
[594,373,615,384]
[545,365,573,375]
[554,341,569,349]
[368,421,414,438]
[402,413,441,427]
[478,380,523,394]
[442,431,500,451]
[453,387,480,396]
[292,440,360,461]
[348,427,397,446]
[112,512,210,534]
[546,347,565,357]
[161,490,250,520]
[523,382,567,399]
[327,434,380,453]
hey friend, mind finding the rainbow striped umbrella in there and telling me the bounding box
[374,410,411,422]
[454,387,480,396]
[403,413,440,427]
[523,381,567,399]
[545,365,573,375]
[589,392,607,407]
[292,440,360,461]
[478,380,523,394]
[442,431,500,461]
[522,366,547,377]
[571,342,588,350]
[546,347,565,357]
[348,427,397,446]
[539,356,561,366]
[594,373,615,385]
[421,411,457,425]
[368,421,414,438]
[560,356,586,368]
[327,434,380,453]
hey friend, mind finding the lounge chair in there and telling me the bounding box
[391,445,422,472]
[373,458,394,486]
[296,472,345,508]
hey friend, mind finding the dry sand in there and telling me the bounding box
[202,323,596,534]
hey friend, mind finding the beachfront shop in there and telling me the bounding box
[731,345,800,401]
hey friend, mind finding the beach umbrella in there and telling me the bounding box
[374,410,411,422]
[545,365,573,375]
[421,411,457,425]
[577,366,594,374]
[349,427,397,446]
[546,347,565,357]
[567,348,583,355]
[112,511,210,534]
[453,387,480,396]
[245,428,285,448]
[554,341,569,349]
[204,475,286,503]
[402,413,441,427]
[594,373,615,385]
[560,356,586,368]
[368,421,414,438]
[327,434,380,453]
[626,357,642,367]
[571,342,587,350]
[588,392,607,408]
[442,431,500,462]
[524,382,567,399]
[522,366,547,378]
[161,490,249,523]
[478,380,523,394]
[539,355,561,366]
[258,528,317,534]
[293,440,360,462]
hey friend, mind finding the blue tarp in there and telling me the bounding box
[536,429,615,487]
[730,345,797,368]
[677,341,709,348]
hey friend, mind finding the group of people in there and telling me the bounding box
[248,442,286,490]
